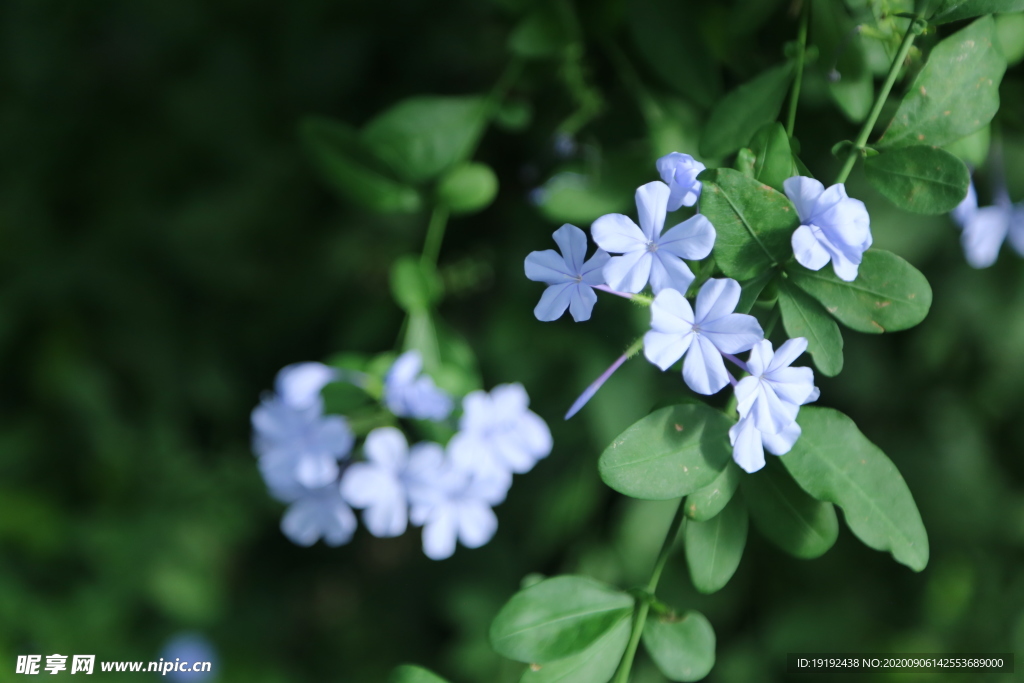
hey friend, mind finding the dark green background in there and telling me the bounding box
[1,0,1023,681]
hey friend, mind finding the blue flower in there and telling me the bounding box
[340,427,447,538]
[593,181,716,294]
[656,152,706,210]
[729,415,803,474]
[785,176,872,282]
[409,448,508,560]
[734,338,819,435]
[383,350,453,421]
[159,633,217,682]
[274,362,338,410]
[524,224,610,322]
[252,395,354,492]
[280,484,357,547]
[950,180,1024,268]
[643,279,763,395]
[448,383,552,481]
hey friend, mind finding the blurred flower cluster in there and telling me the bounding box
[250,353,551,559]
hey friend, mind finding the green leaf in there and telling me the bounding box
[787,249,932,334]
[534,172,631,225]
[299,117,421,213]
[698,168,799,280]
[813,0,873,122]
[931,0,1024,24]
[642,610,716,682]
[943,124,990,167]
[390,256,443,313]
[996,13,1024,66]
[436,162,498,214]
[864,145,970,214]
[520,614,631,683]
[700,61,794,159]
[733,148,756,178]
[750,122,797,193]
[740,456,839,559]
[390,665,451,683]
[684,493,748,594]
[685,462,741,522]
[878,17,1006,149]
[628,0,721,108]
[782,407,930,571]
[362,96,487,184]
[736,269,778,314]
[599,404,734,500]
[777,279,844,376]
[489,575,635,664]
[508,5,572,58]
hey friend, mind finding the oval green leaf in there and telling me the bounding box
[520,613,631,683]
[777,279,844,376]
[878,16,1006,149]
[490,575,635,664]
[931,0,1024,24]
[740,456,839,560]
[362,96,487,184]
[750,122,797,193]
[781,407,930,571]
[684,494,748,594]
[700,61,794,159]
[698,168,799,280]
[437,162,498,215]
[685,462,741,522]
[787,249,932,334]
[299,117,421,213]
[864,145,970,214]
[390,665,451,683]
[642,610,716,682]
[599,404,733,500]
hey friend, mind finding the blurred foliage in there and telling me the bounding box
[1,0,1024,682]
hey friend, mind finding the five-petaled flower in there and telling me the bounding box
[785,176,872,282]
[524,224,610,322]
[657,152,706,210]
[643,278,763,395]
[592,181,716,294]
[730,338,819,473]
[384,350,454,421]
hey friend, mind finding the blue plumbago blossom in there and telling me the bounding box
[159,633,217,683]
[785,176,872,282]
[252,394,354,491]
[340,427,449,538]
[735,338,819,435]
[409,446,509,560]
[656,152,706,210]
[448,383,552,481]
[275,362,338,410]
[383,350,453,421]
[643,278,764,395]
[729,415,803,474]
[524,223,610,322]
[592,181,716,294]
[281,484,358,547]
[951,180,1024,268]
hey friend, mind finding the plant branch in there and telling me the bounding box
[834,17,920,184]
[612,497,688,683]
[786,1,810,137]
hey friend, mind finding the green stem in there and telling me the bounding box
[834,17,920,184]
[786,1,810,137]
[421,205,450,269]
[612,498,688,683]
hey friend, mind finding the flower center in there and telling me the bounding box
[645,240,659,253]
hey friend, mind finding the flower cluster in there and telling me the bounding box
[950,180,1024,268]
[250,353,551,559]
[524,152,841,473]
